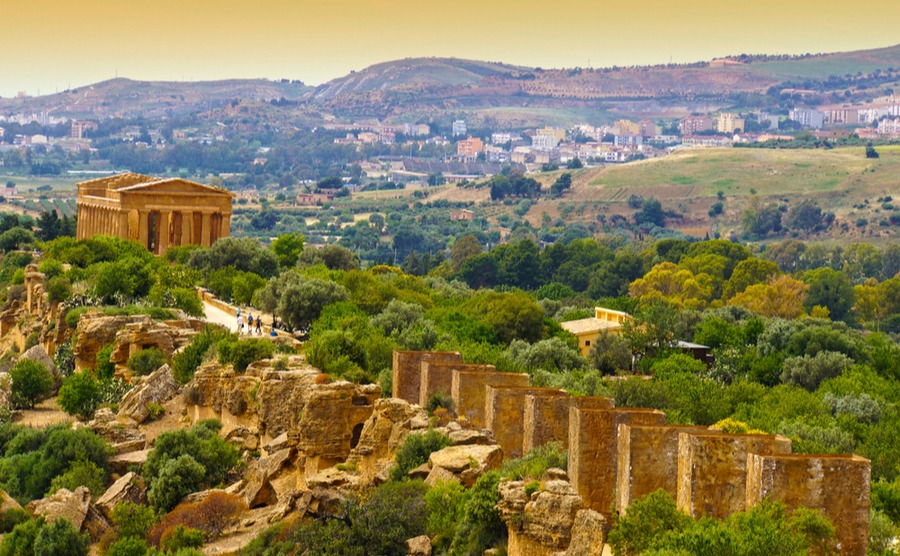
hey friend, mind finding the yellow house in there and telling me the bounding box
[561,307,632,356]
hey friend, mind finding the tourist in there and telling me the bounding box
[269,328,277,338]
[248,313,254,331]
[255,317,262,335]
[237,313,245,334]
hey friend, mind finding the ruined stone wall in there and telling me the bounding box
[568,407,665,520]
[616,424,710,514]
[747,453,870,556]
[420,362,494,408]
[676,432,791,519]
[486,387,568,459]
[523,396,614,453]
[391,350,461,405]
[451,369,529,428]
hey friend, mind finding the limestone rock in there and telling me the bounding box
[428,444,502,487]
[521,481,583,548]
[109,449,150,475]
[563,510,607,556]
[346,398,429,484]
[27,486,91,529]
[95,472,147,518]
[117,364,179,424]
[424,465,460,487]
[241,449,294,508]
[447,427,494,446]
[73,314,151,372]
[406,535,432,556]
[0,490,22,513]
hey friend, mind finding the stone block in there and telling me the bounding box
[486,387,568,460]
[676,431,791,520]
[524,396,614,453]
[746,453,870,556]
[616,424,709,515]
[392,351,461,404]
[420,362,492,408]
[568,407,665,520]
[451,369,529,428]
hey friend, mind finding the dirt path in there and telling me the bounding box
[13,398,72,428]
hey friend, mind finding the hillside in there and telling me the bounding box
[311,45,900,120]
[427,146,900,241]
[0,77,311,120]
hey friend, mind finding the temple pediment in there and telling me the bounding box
[117,178,234,197]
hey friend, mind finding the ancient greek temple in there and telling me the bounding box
[75,172,233,255]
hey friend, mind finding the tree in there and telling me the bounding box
[254,270,349,331]
[550,173,573,197]
[722,258,780,299]
[0,227,35,253]
[147,455,207,512]
[250,208,278,231]
[271,233,305,269]
[589,332,633,374]
[728,274,808,319]
[866,143,880,158]
[634,198,665,228]
[565,157,583,169]
[57,372,101,420]
[628,262,714,310]
[450,235,483,272]
[463,291,545,344]
[9,359,54,409]
[786,199,825,232]
[801,267,855,321]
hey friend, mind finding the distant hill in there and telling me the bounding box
[2,44,900,125]
[427,146,900,242]
[311,45,900,120]
[0,78,311,120]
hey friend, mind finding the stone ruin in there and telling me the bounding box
[391,350,871,556]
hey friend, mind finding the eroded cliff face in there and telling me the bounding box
[498,470,607,556]
[185,356,381,480]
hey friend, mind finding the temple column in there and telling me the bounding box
[158,210,171,254]
[138,210,149,250]
[118,211,129,239]
[88,206,96,237]
[182,211,193,246]
[221,214,231,239]
[76,206,85,239]
[201,212,212,247]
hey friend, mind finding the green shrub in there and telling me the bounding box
[172,326,231,384]
[9,358,53,409]
[64,307,89,330]
[57,372,100,420]
[0,518,42,556]
[24,331,40,350]
[46,277,72,304]
[48,460,107,497]
[390,429,450,481]
[33,516,89,556]
[0,508,29,534]
[160,525,205,553]
[449,471,503,555]
[147,455,206,512]
[111,500,158,540]
[607,489,695,556]
[95,344,116,380]
[104,537,151,556]
[144,421,239,511]
[501,442,567,480]
[216,337,274,373]
[781,351,853,391]
[126,348,166,376]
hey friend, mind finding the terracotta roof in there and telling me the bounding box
[560,318,623,336]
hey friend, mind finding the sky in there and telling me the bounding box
[3,0,900,98]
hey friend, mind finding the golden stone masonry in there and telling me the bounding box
[75,172,234,254]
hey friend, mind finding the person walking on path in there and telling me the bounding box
[255,316,262,335]
[237,313,245,334]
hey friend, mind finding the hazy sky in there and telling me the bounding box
[4,0,900,98]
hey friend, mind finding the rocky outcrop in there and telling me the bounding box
[95,472,148,518]
[26,486,111,541]
[0,490,22,513]
[406,535,432,556]
[85,408,147,454]
[0,373,11,418]
[345,398,430,484]
[425,444,503,487]
[187,357,380,480]
[559,510,606,556]
[73,314,153,371]
[498,472,587,556]
[117,364,179,423]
